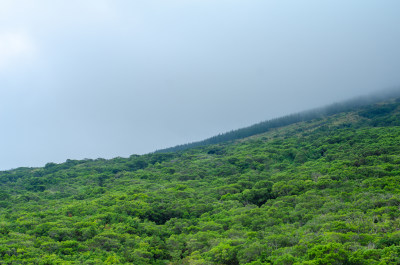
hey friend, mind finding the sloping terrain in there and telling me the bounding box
[156,90,400,153]
[1,98,400,264]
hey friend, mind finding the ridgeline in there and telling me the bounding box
[1,92,400,264]
[156,89,400,153]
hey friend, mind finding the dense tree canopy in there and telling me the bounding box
[1,97,400,264]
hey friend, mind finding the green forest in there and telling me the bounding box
[1,97,400,264]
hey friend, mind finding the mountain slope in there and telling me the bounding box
[156,89,400,153]
[1,97,400,264]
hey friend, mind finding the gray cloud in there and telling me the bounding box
[1,0,400,169]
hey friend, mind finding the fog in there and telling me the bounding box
[1,0,400,170]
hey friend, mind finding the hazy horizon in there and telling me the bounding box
[2,88,398,170]
[1,1,400,170]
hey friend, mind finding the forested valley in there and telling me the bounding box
[1,96,400,264]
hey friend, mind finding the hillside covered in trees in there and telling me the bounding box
[156,90,400,153]
[1,96,400,264]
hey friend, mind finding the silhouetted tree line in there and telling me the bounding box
[156,88,400,153]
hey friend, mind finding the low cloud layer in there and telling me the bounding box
[1,0,400,170]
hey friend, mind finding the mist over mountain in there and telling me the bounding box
[1,1,400,263]
[156,88,400,153]
[1,94,400,263]
[1,1,400,170]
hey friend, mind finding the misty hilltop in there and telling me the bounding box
[1,94,400,264]
[2,1,400,263]
[2,1,400,170]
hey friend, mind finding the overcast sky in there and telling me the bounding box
[1,0,400,170]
